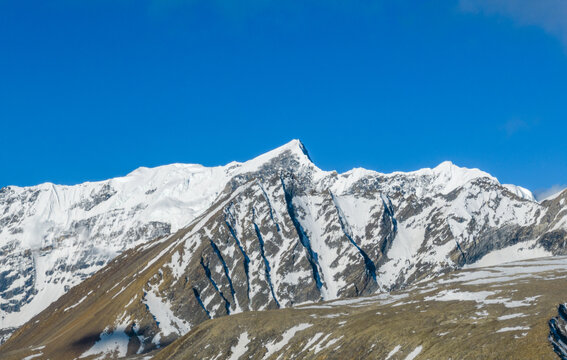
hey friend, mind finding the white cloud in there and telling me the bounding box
[534,184,567,201]
[459,0,567,46]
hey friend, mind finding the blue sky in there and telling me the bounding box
[1,0,566,197]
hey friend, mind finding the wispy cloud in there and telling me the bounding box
[534,184,567,201]
[459,0,567,46]
[502,118,530,136]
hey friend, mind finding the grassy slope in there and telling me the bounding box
[0,226,189,360]
[153,258,567,360]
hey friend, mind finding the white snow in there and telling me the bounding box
[299,332,325,354]
[503,184,535,201]
[264,323,312,358]
[424,289,540,308]
[387,225,424,261]
[468,240,552,268]
[497,313,526,321]
[300,292,409,309]
[228,332,250,360]
[79,322,130,360]
[404,345,423,360]
[496,326,530,333]
[424,290,497,303]
[1,248,83,329]
[427,161,493,194]
[313,335,343,354]
[321,313,347,319]
[22,353,43,360]
[385,345,401,359]
[292,195,348,300]
[165,251,186,279]
[143,285,191,337]
[124,295,138,308]
[443,256,567,286]
[378,224,425,289]
[63,294,88,312]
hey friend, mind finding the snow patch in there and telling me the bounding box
[264,323,312,358]
[79,323,130,359]
[143,285,190,337]
[385,345,401,360]
[468,240,551,268]
[404,345,423,360]
[228,332,250,360]
[497,313,527,321]
[496,326,530,333]
[22,353,43,360]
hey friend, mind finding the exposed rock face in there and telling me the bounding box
[550,304,567,359]
[0,140,566,356]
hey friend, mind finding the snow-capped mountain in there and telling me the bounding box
[0,141,311,339]
[0,140,566,357]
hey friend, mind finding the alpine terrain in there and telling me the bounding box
[0,140,565,359]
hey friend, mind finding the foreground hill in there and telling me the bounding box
[0,140,566,359]
[153,256,567,359]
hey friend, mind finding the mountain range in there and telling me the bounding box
[0,140,565,359]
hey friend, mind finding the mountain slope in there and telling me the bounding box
[0,140,566,359]
[0,141,309,341]
[152,256,567,360]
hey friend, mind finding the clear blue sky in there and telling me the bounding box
[1,0,566,197]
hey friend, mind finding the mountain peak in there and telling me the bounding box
[400,160,497,195]
[266,139,311,161]
[431,160,493,180]
[234,139,314,173]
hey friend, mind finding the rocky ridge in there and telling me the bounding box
[0,140,566,358]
